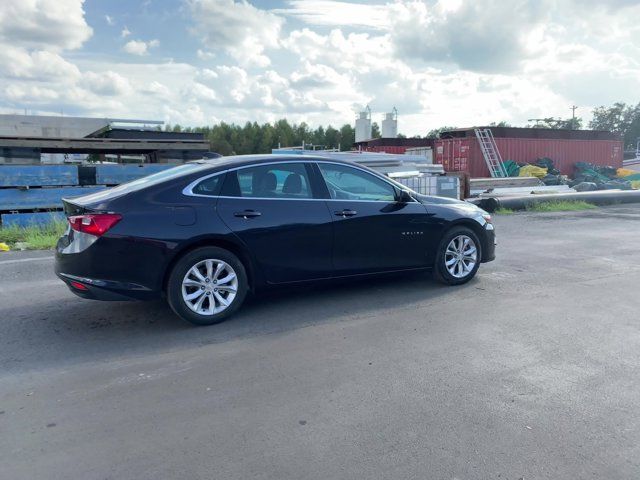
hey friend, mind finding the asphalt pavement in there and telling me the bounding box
[1,205,640,479]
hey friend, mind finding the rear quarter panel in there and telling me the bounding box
[60,170,243,293]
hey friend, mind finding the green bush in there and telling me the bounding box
[0,219,67,250]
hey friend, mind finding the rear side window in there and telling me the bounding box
[318,163,396,201]
[73,163,211,204]
[222,163,312,199]
[192,174,224,196]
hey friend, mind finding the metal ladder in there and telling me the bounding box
[474,128,507,177]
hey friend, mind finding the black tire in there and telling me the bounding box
[433,226,482,285]
[167,246,248,325]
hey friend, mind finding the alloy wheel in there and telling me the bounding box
[181,259,238,315]
[444,235,477,279]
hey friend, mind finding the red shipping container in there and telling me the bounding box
[434,129,623,178]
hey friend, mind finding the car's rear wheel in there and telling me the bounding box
[433,226,481,285]
[167,247,248,325]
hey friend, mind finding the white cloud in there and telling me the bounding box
[186,82,218,102]
[188,0,284,67]
[6,84,60,102]
[275,1,389,28]
[1,0,640,137]
[123,39,160,56]
[0,47,81,80]
[105,14,115,26]
[388,0,550,73]
[82,71,132,96]
[0,0,92,51]
[283,28,390,73]
[142,81,171,96]
[197,49,216,60]
[290,62,353,91]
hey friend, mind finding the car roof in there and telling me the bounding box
[192,154,365,172]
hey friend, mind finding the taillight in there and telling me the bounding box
[68,213,122,237]
[69,281,88,291]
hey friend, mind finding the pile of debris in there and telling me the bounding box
[572,163,638,191]
[500,157,639,191]
[469,176,571,198]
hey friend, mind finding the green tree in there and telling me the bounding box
[171,118,418,155]
[371,122,381,139]
[324,125,339,149]
[338,124,355,151]
[426,126,456,139]
[527,117,582,130]
[590,102,640,149]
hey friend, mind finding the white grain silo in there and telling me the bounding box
[381,107,398,138]
[355,106,372,142]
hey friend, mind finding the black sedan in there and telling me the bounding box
[55,155,495,325]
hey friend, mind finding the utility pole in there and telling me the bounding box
[571,105,578,129]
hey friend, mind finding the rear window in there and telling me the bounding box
[67,163,211,205]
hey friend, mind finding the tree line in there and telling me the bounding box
[165,101,640,155]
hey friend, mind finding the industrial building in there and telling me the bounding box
[351,107,623,179]
[353,106,434,161]
[353,137,435,155]
[0,114,210,164]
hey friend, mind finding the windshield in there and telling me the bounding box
[385,175,419,195]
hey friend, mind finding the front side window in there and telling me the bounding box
[318,163,396,201]
[222,163,312,199]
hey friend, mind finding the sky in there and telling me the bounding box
[0,0,639,136]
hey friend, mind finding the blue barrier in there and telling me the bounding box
[1,211,66,227]
[95,164,175,185]
[0,164,177,227]
[0,165,79,187]
[0,186,107,210]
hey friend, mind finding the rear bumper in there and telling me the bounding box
[54,228,168,301]
[56,272,157,301]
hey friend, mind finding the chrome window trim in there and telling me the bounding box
[181,159,415,202]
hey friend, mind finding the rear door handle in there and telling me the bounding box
[234,210,262,219]
[334,209,357,217]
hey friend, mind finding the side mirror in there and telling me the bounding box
[397,190,413,203]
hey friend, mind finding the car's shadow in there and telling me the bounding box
[0,271,479,373]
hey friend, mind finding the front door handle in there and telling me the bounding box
[334,209,357,218]
[234,210,262,219]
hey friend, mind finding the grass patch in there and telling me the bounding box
[494,207,514,214]
[0,219,67,250]
[526,200,597,212]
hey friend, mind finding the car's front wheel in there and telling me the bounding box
[167,247,248,325]
[433,226,481,285]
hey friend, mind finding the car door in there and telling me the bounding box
[315,162,432,276]
[215,161,334,284]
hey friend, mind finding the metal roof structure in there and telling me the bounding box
[0,114,163,139]
[353,137,434,148]
[439,126,621,141]
[0,115,209,163]
[0,135,209,154]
